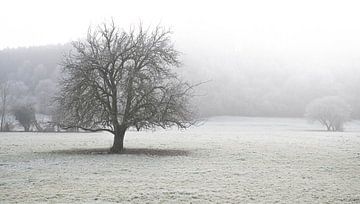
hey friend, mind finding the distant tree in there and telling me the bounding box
[305,96,351,131]
[0,80,9,131]
[13,105,36,132]
[1,80,31,131]
[57,22,197,153]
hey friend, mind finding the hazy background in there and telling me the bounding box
[1,0,360,118]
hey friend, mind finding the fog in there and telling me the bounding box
[2,1,360,202]
[1,0,360,117]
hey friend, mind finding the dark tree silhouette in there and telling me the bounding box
[57,22,197,153]
[13,105,36,132]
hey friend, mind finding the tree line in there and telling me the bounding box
[0,23,359,134]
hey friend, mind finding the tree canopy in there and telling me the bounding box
[57,22,197,152]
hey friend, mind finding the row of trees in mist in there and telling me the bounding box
[1,27,360,131]
[183,59,360,118]
[0,46,65,131]
[0,79,58,132]
[0,45,64,115]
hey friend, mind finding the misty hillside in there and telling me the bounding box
[0,45,70,114]
[1,44,360,118]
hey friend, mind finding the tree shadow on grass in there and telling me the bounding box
[48,148,190,157]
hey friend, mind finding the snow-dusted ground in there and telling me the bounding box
[1,117,360,203]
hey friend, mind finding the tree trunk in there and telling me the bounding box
[0,84,6,132]
[24,125,30,132]
[325,123,331,131]
[110,127,126,153]
[0,113,4,131]
[0,98,5,132]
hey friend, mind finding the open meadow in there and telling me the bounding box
[1,117,360,203]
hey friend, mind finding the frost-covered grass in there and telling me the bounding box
[1,117,360,203]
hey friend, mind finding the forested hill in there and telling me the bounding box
[0,44,70,114]
[1,44,360,118]
[0,44,70,86]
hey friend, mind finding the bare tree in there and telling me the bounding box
[305,96,351,131]
[57,22,197,153]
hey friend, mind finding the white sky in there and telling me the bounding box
[1,0,360,65]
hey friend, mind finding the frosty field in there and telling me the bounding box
[1,117,360,203]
